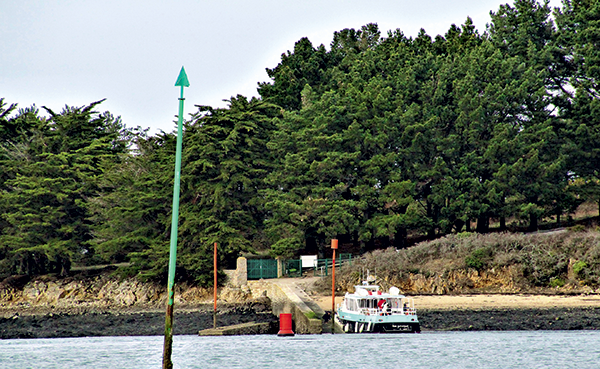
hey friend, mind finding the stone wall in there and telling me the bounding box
[224,257,248,288]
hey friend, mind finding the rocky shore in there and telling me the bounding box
[420,306,600,331]
[2,274,600,339]
[3,304,599,339]
[0,304,278,339]
[0,273,279,339]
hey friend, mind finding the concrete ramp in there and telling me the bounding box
[249,278,331,334]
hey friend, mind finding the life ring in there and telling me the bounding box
[377,299,386,310]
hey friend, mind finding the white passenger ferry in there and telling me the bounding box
[335,282,420,333]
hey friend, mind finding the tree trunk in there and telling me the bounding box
[426,201,435,238]
[353,231,361,252]
[529,213,538,232]
[305,228,320,257]
[454,219,465,233]
[476,215,489,233]
[394,228,407,249]
[499,217,506,231]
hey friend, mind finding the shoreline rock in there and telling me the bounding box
[420,306,600,331]
[0,304,278,339]
[2,305,598,339]
[3,274,600,339]
[0,274,278,339]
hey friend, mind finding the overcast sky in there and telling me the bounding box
[1,0,562,134]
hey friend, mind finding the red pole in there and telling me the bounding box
[331,239,338,334]
[213,242,217,329]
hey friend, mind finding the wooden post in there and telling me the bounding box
[331,239,338,334]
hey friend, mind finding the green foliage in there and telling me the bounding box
[568,224,587,232]
[176,96,280,282]
[4,0,600,286]
[0,100,133,277]
[89,131,174,268]
[549,277,566,288]
[465,248,493,271]
[257,37,333,111]
[572,260,588,278]
[554,0,600,212]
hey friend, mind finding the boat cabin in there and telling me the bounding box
[342,283,416,316]
[355,283,380,296]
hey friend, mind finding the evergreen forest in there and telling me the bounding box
[2,0,600,285]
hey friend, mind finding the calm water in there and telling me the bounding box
[2,331,600,369]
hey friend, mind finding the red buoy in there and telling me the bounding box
[277,313,294,336]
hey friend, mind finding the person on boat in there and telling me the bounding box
[378,299,389,315]
[403,302,409,314]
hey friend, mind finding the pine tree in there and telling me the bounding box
[90,130,173,269]
[555,0,600,214]
[487,0,571,230]
[0,100,131,276]
[257,38,332,111]
[174,96,279,283]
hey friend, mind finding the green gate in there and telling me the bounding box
[313,254,353,277]
[285,259,302,278]
[247,259,278,280]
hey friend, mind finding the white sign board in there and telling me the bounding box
[300,255,318,269]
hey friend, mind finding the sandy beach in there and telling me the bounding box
[312,293,600,331]
[314,293,600,311]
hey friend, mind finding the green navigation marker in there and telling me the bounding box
[175,66,190,87]
[163,66,189,369]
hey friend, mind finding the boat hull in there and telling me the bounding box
[337,318,420,333]
[336,310,420,333]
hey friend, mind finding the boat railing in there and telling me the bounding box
[358,307,417,316]
[390,308,416,315]
[403,308,417,315]
[359,308,379,315]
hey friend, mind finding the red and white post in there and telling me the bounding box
[331,238,338,334]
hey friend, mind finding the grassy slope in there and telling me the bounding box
[313,229,600,295]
